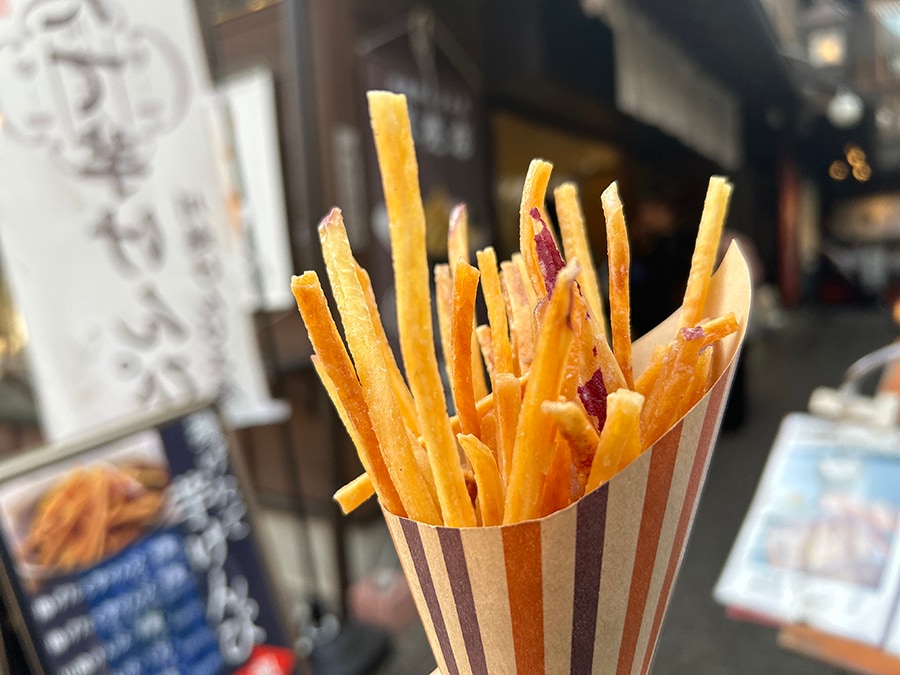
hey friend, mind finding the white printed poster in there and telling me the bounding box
[0,0,273,440]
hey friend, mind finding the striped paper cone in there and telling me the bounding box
[384,244,752,675]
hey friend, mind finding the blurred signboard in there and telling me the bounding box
[0,0,273,440]
[0,401,294,674]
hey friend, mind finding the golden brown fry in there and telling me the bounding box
[576,291,627,394]
[451,262,482,436]
[457,434,504,526]
[334,473,376,515]
[679,178,733,329]
[635,344,667,396]
[494,372,521,487]
[601,182,634,388]
[676,346,714,421]
[435,263,454,393]
[641,313,740,446]
[292,270,406,517]
[369,91,475,527]
[448,207,490,401]
[541,400,600,490]
[448,203,469,276]
[500,260,533,374]
[406,427,440,510]
[356,262,420,436]
[555,182,607,339]
[476,247,514,377]
[539,439,574,517]
[519,160,553,298]
[587,389,644,490]
[504,262,579,524]
[318,210,441,523]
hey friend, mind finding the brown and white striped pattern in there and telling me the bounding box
[383,246,751,675]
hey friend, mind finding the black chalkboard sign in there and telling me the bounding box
[0,400,296,675]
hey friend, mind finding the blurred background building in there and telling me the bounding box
[3,0,900,672]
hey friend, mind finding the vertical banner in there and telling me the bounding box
[0,0,272,440]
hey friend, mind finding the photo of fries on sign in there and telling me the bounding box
[292,91,751,674]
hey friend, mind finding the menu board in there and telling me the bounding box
[0,402,295,674]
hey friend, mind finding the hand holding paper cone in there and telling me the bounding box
[291,90,752,673]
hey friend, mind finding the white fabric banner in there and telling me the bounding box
[0,0,273,440]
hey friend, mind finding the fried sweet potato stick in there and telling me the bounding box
[587,389,644,490]
[451,261,482,437]
[519,160,553,298]
[679,177,733,329]
[356,262,420,436]
[334,473,376,515]
[477,247,514,377]
[447,204,489,401]
[541,400,601,489]
[368,91,475,527]
[311,356,378,513]
[555,182,607,339]
[640,314,739,446]
[601,182,633,388]
[318,211,441,523]
[292,270,406,517]
[539,438,574,517]
[500,259,534,374]
[494,372,521,487]
[458,434,504,526]
[504,262,579,524]
[435,263,454,392]
[675,345,714,421]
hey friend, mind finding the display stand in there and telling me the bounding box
[719,343,900,673]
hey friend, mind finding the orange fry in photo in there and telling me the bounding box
[519,159,553,298]
[494,371,522,487]
[539,439,574,518]
[318,210,440,523]
[435,263,454,393]
[504,262,579,524]
[458,434,504,527]
[368,91,475,527]
[601,182,633,388]
[587,389,644,491]
[679,177,733,329]
[555,182,607,339]
[477,247,514,377]
[676,346,714,421]
[451,261,482,437]
[292,270,406,517]
[541,400,601,489]
[356,262,420,436]
[335,473,377,515]
[635,344,667,396]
